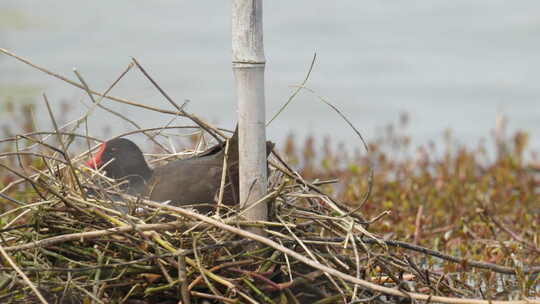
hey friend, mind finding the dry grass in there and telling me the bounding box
[0,48,538,303]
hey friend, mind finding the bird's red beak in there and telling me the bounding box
[85,143,106,169]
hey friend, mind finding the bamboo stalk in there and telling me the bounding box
[232,0,268,234]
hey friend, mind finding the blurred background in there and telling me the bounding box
[1,0,540,153]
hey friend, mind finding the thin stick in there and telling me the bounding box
[484,210,540,253]
[413,205,423,245]
[131,57,224,143]
[0,243,48,304]
[131,57,183,113]
[3,221,185,253]
[269,151,368,224]
[0,48,224,142]
[73,67,170,153]
[267,53,317,126]
[43,93,86,198]
[216,139,230,214]
[178,254,191,304]
[71,63,135,130]
[136,199,539,304]
[302,237,540,275]
[295,86,374,216]
[0,193,25,206]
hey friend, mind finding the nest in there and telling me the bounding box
[0,49,538,304]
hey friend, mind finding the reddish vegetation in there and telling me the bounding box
[283,117,539,270]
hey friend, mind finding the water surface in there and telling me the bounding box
[1,1,539,153]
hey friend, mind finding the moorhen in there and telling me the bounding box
[85,129,273,208]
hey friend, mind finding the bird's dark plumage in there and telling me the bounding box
[86,129,273,209]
